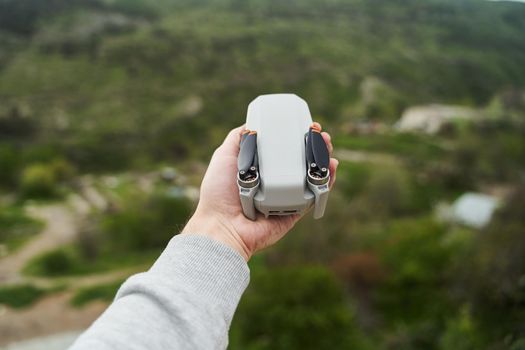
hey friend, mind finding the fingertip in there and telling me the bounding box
[321,131,331,143]
[321,131,334,155]
[329,159,338,189]
[329,157,339,175]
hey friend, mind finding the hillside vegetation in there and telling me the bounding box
[1,0,524,172]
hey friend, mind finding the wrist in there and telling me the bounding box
[182,209,252,261]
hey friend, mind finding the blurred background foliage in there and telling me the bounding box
[0,0,524,348]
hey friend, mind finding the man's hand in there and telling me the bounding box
[183,125,338,261]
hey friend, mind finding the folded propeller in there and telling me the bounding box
[238,130,258,182]
[306,123,330,180]
[238,123,329,185]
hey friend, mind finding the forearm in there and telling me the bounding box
[70,234,250,350]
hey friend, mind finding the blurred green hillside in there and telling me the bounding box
[1,0,525,172]
[0,0,525,349]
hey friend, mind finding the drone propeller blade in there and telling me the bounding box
[253,149,259,168]
[240,129,250,145]
[238,131,257,172]
[306,129,315,166]
[310,129,330,170]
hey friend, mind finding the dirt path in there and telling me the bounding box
[0,265,145,347]
[0,205,78,284]
[0,179,162,347]
[0,197,148,347]
[26,265,146,290]
[0,292,107,347]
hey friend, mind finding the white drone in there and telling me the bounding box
[237,94,331,220]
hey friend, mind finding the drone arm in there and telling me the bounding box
[305,123,331,219]
[239,185,258,220]
[308,181,330,219]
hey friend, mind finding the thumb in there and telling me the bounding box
[217,125,245,156]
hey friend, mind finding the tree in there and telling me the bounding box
[20,163,57,198]
[103,193,192,252]
[458,186,525,347]
[230,266,372,350]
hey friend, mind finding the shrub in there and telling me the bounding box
[24,249,74,276]
[23,245,157,277]
[71,279,124,307]
[375,217,457,325]
[104,193,192,252]
[230,266,371,349]
[20,163,57,198]
[439,306,482,350]
[457,187,525,345]
[76,218,101,261]
[349,165,414,221]
[338,161,371,198]
[0,204,43,251]
[49,158,75,181]
[0,284,47,308]
[0,144,19,187]
[331,252,386,291]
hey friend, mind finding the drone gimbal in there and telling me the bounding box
[237,94,331,220]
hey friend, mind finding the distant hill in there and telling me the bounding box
[0,0,524,168]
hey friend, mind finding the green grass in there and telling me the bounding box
[334,132,446,160]
[23,245,157,277]
[71,279,125,307]
[336,160,376,200]
[0,205,44,251]
[0,284,48,308]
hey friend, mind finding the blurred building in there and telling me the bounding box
[437,192,500,229]
[395,104,476,134]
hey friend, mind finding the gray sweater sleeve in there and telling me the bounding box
[69,234,250,350]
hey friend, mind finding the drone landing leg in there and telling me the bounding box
[307,180,330,219]
[239,184,259,220]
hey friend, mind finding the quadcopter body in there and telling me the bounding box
[237,94,330,220]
